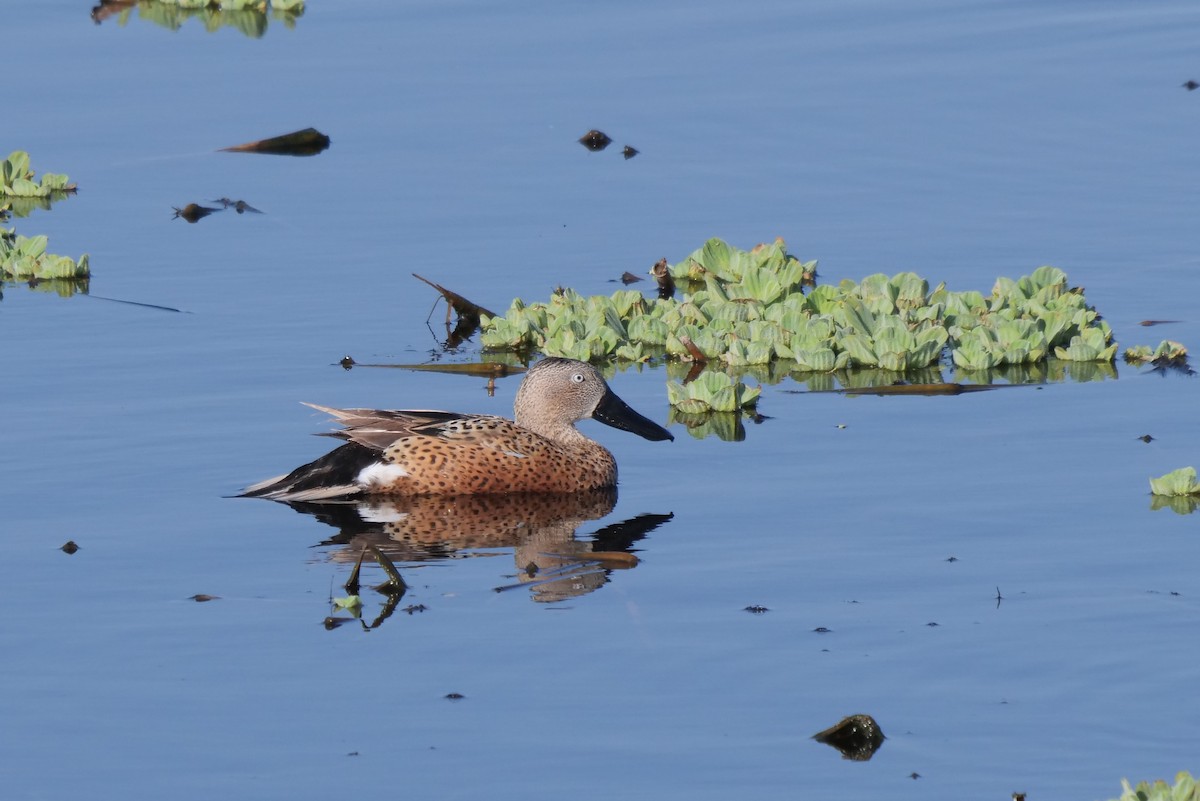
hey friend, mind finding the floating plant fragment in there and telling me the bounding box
[666,370,760,413]
[220,127,330,156]
[1105,771,1199,801]
[1,229,90,282]
[1124,340,1192,374]
[578,129,612,151]
[1149,467,1200,497]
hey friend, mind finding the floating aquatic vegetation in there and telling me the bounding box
[1106,771,1198,801]
[1,151,77,219]
[1,230,90,283]
[1125,340,1192,374]
[1,151,75,198]
[478,238,1114,380]
[666,370,760,413]
[92,0,305,37]
[220,127,329,156]
[1149,467,1200,498]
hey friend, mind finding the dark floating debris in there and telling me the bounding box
[812,714,886,761]
[578,129,612,152]
[60,540,80,554]
[622,145,639,159]
[220,127,331,157]
[813,626,832,634]
[190,594,220,602]
[619,271,644,285]
[805,382,1032,397]
[1184,80,1199,91]
[444,692,465,701]
[1139,434,1155,443]
[744,605,769,614]
[650,257,675,300]
[172,203,219,223]
[211,197,263,214]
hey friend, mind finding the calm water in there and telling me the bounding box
[3,1,1199,799]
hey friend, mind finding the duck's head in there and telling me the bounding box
[514,357,674,442]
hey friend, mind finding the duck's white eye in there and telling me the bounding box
[571,373,585,383]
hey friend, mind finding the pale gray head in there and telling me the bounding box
[513,357,673,443]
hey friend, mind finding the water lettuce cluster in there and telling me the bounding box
[0,231,91,282]
[1125,340,1188,364]
[113,0,305,37]
[480,238,1115,374]
[1149,467,1200,497]
[1107,771,1198,801]
[1,151,73,198]
[666,371,760,414]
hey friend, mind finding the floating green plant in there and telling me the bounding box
[1,151,76,219]
[478,238,1115,375]
[1,231,90,282]
[1,151,75,198]
[1149,467,1200,498]
[1106,771,1198,801]
[666,370,760,414]
[94,0,305,37]
[1126,340,1188,363]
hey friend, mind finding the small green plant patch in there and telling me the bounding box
[1149,467,1200,497]
[666,370,760,414]
[1,151,75,199]
[1,151,77,219]
[479,238,1116,387]
[1,230,90,283]
[98,0,305,37]
[1106,771,1198,801]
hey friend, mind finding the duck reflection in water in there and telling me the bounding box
[287,488,672,612]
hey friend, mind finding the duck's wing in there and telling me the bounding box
[303,403,512,452]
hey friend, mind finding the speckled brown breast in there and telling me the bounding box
[376,420,619,495]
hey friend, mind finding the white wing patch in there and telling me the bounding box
[356,462,410,489]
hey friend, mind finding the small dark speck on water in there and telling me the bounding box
[813,626,832,633]
[347,752,359,757]
[60,540,79,554]
[1183,79,1198,90]
[445,692,465,700]
[622,145,638,159]
[578,129,612,151]
[744,605,769,614]
[1138,434,1154,443]
[946,556,958,562]
[926,621,940,627]
[190,594,220,602]
[911,773,921,780]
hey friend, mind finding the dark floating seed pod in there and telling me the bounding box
[578,129,612,151]
[812,714,886,761]
[172,203,219,223]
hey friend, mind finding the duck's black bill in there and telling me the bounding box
[593,388,674,442]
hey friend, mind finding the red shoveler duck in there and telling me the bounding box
[240,357,673,500]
